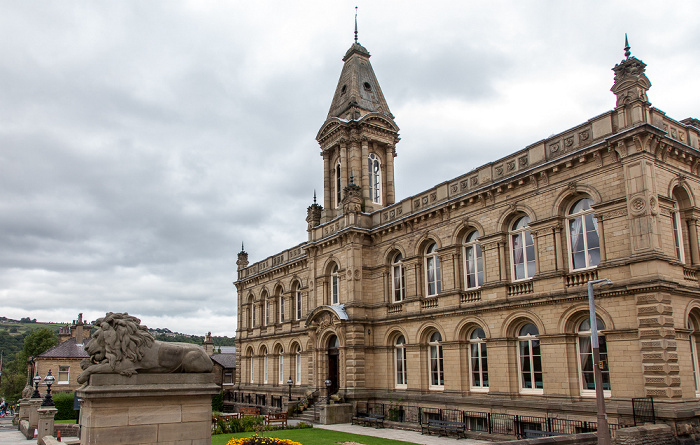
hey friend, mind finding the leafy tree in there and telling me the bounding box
[23,327,58,357]
[0,351,28,402]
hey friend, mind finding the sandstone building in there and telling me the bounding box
[233,36,700,426]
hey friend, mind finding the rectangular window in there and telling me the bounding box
[58,366,70,384]
[223,371,233,384]
[265,300,269,326]
[280,297,285,323]
[296,291,302,320]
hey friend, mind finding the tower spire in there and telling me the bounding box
[624,33,631,59]
[354,6,358,43]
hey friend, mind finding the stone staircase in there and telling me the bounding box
[291,400,318,424]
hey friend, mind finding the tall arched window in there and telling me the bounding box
[428,331,444,389]
[248,349,254,384]
[295,346,302,385]
[425,243,441,296]
[672,203,685,262]
[689,317,700,396]
[278,348,284,384]
[335,161,342,208]
[578,317,610,395]
[331,265,340,305]
[293,282,302,321]
[395,335,407,388]
[251,298,257,328]
[262,292,269,326]
[392,253,405,302]
[568,198,600,270]
[518,323,543,393]
[511,216,535,281]
[368,153,381,204]
[464,230,484,289]
[262,347,268,384]
[469,327,488,391]
[279,295,285,323]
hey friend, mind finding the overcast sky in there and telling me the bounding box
[1,1,698,337]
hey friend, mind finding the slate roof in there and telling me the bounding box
[37,337,90,359]
[211,353,236,369]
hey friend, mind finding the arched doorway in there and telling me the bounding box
[327,335,339,394]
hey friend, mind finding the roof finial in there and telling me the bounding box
[313,190,317,204]
[624,33,631,60]
[350,170,355,185]
[241,242,245,252]
[354,6,358,43]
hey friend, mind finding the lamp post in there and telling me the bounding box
[587,278,613,445]
[324,378,332,405]
[42,370,55,407]
[287,376,293,401]
[31,371,42,399]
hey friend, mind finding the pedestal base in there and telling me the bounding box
[77,373,219,445]
[318,403,353,424]
[37,406,58,445]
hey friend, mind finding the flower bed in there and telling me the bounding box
[226,437,302,445]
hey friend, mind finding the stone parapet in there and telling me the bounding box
[77,373,219,445]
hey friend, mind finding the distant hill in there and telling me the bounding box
[0,317,67,360]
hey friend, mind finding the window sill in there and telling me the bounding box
[469,387,489,393]
[581,390,611,398]
[429,385,445,391]
[519,388,543,395]
[394,384,408,390]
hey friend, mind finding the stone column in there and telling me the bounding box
[687,218,699,265]
[385,144,395,205]
[323,152,331,211]
[361,139,369,204]
[37,406,58,445]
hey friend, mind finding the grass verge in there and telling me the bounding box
[211,429,420,445]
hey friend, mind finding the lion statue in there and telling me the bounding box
[77,312,213,384]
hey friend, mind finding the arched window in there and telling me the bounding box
[262,347,268,384]
[464,230,484,289]
[248,349,254,384]
[395,335,407,388]
[251,298,256,328]
[392,253,405,302]
[278,348,284,384]
[368,153,381,204]
[511,216,535,281]
[568,198,600,270]
[428,331,444,389]
[331,264,340,305]
[335,161,342,208]
[689,317,700,396]
[293,282,302,321]
[295,346,302,385]
[425,243,441,296]
[518,323,543,393]
[469,327,488,390]
[672,203,685,262]
[262,292,269,326]
[578,317,610,395]
[279,295,285,323]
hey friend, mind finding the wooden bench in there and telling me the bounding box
[351,412,385,428]
[265,412,288,428]
[421,419,466,438]
[239,407,259,417]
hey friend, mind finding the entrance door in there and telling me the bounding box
[327,335,339,395]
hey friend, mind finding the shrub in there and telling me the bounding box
[53,392,78,421]
[212,391,224,412]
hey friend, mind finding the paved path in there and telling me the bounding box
[0,416,491,445]
[311,421,491,445]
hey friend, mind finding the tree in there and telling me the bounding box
[23,327,58,357]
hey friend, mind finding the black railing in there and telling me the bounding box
[354,401,620,439]
[632,397,655,426]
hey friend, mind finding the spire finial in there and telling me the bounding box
[624,33,631,60]
[241,242,245,252]
[313,190,317,204]
[354,6,358,43]
[350,170,355,185]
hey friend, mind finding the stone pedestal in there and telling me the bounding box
[76,373,219,445]
[37,406,58,445]
[17,398,31,425]
[20,399,43,439]
[318,403,353,424]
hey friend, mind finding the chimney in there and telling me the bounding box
[202,332,214,356]
[57,325,71,344]
[74,313,85,344]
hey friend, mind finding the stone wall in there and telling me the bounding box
[614,424,676,445]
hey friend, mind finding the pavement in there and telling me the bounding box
[0,416,491,445]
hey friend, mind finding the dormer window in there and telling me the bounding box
[368,153,381,204]
[363,82,371,91]
[341,85,347,95]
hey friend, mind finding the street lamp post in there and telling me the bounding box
[287,376,293,401]
[31,371,42,399]
[42,370,55,407]
[324,379,332,405]
[587,278,613,445]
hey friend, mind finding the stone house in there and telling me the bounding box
[203,332,236,401]
[33,313,90,394]
[233,36,700,428]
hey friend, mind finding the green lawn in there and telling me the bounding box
[211,429,420,445]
